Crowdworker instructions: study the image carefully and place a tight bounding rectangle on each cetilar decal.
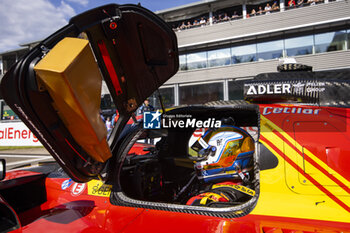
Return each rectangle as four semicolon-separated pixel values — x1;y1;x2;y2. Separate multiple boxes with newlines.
263;107;321;115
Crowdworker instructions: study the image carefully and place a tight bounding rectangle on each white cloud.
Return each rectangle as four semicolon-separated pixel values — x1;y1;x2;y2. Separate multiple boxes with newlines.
0;0;76;53
58;1;76;17
66;0;89;7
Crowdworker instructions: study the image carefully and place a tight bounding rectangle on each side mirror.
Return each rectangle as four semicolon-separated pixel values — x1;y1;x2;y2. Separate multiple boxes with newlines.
0;159;6;181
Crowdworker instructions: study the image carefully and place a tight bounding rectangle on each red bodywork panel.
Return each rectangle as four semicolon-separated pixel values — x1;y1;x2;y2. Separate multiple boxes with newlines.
2;104;350;232
8;174;350;233
3;172;347;233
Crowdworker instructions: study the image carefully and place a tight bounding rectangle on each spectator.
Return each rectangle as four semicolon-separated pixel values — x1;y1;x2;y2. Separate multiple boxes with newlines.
179;21;186;30
307;0;316;5
251;8;256;16
199;17;206;26
186;21;192;29
272;1;280;10
193;20;199;27
288;0;296;7
105;117;113;133
138;99;155;116
232;11;239;19
297;0;304;7
111;110;119;127
257;6;263;15
100;111;105;123
264;3;272;14
212;15;217;23
218;14;223;22
223;13;229;21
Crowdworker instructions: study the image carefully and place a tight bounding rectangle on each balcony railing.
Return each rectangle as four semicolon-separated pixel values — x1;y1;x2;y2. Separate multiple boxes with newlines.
172;0;337;32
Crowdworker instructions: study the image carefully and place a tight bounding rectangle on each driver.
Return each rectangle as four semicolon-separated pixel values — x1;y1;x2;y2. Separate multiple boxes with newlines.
186;125;255;207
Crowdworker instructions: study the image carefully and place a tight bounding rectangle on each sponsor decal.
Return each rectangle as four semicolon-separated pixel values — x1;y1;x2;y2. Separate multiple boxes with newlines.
87;180;112;197
71;183;86;196
244;81;325;96
0;127;38;142
212;184;256;196
262;107;321;115
61;179;73;190
0;121;40;146
305;82;326;93
293;82;305;94
143;110;161;129
246;83;291;95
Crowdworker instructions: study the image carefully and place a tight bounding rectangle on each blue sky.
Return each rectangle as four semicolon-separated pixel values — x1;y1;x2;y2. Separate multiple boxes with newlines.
0;0;198;53
50;0;198;13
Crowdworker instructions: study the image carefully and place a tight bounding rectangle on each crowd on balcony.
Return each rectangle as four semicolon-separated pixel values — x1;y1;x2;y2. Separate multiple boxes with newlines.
173;0;327;31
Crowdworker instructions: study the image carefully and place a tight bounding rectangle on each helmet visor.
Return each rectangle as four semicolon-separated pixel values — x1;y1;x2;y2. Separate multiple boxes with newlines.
189;137;212;161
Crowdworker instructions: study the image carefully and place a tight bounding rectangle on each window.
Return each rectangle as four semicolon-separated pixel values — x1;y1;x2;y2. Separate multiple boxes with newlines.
315;31;346;53
179;55;187;71
149;87;175;109
100;94;116;118
231;44;257;64
257;40;283;61
2;54;16;74
100;94;116;111
285;35;313;57
228;80;246;100
1;101;18;120
179;82;224;105
208;48;231;67
178;28;349;72
186;52;207;70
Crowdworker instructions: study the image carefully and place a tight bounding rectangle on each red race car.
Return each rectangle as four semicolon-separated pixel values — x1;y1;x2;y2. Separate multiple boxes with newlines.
1;3;350;233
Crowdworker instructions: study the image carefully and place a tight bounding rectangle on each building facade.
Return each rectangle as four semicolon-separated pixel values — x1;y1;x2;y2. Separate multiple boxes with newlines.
152;0;350;107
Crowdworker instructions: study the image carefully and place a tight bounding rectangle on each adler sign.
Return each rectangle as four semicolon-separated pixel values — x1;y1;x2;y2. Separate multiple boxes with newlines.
246;84;292;95
0;122;41;146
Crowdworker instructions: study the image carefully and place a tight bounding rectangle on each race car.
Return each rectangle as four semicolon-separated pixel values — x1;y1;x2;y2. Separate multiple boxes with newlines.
1;3;350;233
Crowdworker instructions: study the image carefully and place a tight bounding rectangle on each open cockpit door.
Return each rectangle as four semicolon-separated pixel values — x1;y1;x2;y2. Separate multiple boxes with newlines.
0;4;178;182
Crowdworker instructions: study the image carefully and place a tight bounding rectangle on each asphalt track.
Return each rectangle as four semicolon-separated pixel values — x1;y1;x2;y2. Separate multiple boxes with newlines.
0;148;54;170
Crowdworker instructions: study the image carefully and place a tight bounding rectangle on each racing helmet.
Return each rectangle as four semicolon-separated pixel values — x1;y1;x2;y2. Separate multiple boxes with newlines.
188;126;255;183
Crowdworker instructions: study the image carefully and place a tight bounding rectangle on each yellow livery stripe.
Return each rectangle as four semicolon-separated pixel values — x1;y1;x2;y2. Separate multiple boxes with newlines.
250;117;350;223
261;115;350;190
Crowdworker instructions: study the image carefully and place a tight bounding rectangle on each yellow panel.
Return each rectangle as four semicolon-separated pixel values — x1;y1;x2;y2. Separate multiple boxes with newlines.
250;116;350;224
34;37;112;163
87;179;112;197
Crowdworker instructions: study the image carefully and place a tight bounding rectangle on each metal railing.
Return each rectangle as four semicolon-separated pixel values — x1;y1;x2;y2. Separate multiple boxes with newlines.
173;0;336;32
